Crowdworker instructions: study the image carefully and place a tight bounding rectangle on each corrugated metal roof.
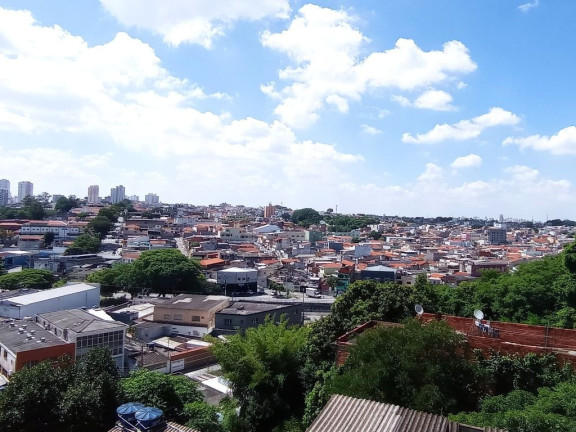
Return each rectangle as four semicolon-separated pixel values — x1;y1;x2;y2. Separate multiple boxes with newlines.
306;395;508;432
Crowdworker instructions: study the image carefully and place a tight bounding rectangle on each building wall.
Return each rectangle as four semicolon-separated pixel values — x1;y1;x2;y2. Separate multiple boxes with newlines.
215;304;303;333
14;343;76;372
217;269;258;285
359;270;396;282
153;301;229;331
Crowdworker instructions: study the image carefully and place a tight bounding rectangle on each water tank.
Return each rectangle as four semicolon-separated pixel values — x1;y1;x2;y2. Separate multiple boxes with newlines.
135;406;163;429
116;402;145;424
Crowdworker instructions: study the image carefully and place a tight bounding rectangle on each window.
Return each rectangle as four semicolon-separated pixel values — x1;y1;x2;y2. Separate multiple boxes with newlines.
192;316;201;322
163;314;171;320
173;314;182;321
252;317;259;324
224;319;233;325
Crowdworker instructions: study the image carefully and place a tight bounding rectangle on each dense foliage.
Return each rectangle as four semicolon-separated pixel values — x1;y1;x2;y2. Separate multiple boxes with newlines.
0;269;56;290
329;320;479;415
0;348;121;432
210;316;310;432
87;249;206;296
54;196;80;213
0;197;47;220
121;369;203;422
64;233;101;255
323;214;379;233
290;208;321;227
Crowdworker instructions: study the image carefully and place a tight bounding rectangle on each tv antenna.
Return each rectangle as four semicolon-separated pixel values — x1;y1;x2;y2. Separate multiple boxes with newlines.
473;309;484;320
415;304;424;315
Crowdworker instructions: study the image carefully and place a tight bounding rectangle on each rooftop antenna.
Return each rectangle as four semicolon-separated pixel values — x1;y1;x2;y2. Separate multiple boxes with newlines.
415;304;424;315
473;309;484;320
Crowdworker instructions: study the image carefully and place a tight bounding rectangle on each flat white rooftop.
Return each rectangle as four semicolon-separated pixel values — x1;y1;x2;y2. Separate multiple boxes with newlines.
4;283;99;306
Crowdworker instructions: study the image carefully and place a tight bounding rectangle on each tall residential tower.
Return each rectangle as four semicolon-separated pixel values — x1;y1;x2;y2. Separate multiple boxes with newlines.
17;181;33;202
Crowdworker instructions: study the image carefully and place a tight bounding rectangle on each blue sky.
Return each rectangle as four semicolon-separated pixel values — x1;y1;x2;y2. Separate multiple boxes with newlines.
0;0;575;220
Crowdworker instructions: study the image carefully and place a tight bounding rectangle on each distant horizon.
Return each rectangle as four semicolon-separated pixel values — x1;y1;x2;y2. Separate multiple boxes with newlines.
0;1;575;220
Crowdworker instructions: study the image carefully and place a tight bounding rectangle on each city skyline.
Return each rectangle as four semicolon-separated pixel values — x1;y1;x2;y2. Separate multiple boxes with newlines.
0;1;575;219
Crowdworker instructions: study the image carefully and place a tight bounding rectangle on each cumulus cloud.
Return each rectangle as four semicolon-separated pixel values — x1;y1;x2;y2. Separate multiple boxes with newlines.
418;163;444;182
503;126;576;155
100;0;290;48
0;6;362;202
402;107;520;144
451;154;482;168
261;4;476;128
392;90;456;111
518;0;539;13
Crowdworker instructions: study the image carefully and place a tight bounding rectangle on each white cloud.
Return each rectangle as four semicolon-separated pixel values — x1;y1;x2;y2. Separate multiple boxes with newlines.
0;6;363;202
393;90;456;111
451;154;482;168
361;124;382;135
261;4;476;128
418;163;444;182
402;107;520;144
392;95;411;107
414;90;456;111
503;126;576;155
519;0;539;13
100;0;290;48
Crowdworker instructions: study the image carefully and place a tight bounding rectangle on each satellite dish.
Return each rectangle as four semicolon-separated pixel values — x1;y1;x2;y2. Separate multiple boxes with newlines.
474;309;484;320
415;304;424;315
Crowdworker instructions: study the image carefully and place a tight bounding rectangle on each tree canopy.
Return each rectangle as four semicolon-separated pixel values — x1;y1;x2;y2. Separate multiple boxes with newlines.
0;348;121;432
0;269;56;290
121;369;203;422
86;249;206;296
64;233;101;255
210;317;310;432
290;208;321;227
328;319;479;415
54;195;80;212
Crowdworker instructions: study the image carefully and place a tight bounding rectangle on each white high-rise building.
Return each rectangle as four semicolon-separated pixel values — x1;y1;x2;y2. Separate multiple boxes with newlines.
88;185;99;204
144;193;159;206
110;185;125;204
18;181;33;202
0;179;9;207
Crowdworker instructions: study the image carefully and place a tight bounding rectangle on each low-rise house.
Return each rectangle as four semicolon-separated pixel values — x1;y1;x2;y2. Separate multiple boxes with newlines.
214;301;303;334
152;295;230;337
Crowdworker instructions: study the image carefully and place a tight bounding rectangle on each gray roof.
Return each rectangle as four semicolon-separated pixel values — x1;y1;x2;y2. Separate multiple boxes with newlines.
0;319;70;353
363;265;397;273
218;301;297;316
306;395;507;432
38;309;127;333
158;294;229;311
3;283;98;306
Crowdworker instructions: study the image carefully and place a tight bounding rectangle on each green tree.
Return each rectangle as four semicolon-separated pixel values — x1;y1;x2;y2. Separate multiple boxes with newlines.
0;269;56;290
87;216;114;239
328;319;480;415
86;263;133;295
43;231;55;247
183;401;223;432
0;261;6;276
98;207;119;223
21;196;45;219
564;241;576;274
210;317;310;432
64;233;101;255
55;196;80;212
130;249;205;296
121;369;203;422
290;208;321;227
0;348;121;432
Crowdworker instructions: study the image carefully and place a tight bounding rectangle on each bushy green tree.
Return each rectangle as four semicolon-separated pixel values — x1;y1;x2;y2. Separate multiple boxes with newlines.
64;233;101;255
87;216;114;239
290;208;321;227
183;401;223;432
210;317;310;432
0;269;56;290
0;348;121;432
328;319;480;415
121;369;203;422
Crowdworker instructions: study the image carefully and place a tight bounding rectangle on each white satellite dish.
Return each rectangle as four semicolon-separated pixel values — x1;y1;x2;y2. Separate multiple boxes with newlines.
415;304;424;315
474;309;484;320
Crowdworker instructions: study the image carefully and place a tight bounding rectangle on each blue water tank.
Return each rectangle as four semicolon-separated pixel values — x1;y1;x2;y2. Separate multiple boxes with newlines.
117;402;145;424
135;406;163;429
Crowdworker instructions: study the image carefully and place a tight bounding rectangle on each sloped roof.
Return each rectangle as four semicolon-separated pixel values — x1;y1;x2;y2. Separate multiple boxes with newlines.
307;395;507;432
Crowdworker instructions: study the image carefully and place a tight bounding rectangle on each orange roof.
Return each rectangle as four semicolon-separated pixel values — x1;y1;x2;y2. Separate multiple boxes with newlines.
199;258;225;266
320;263;342;269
